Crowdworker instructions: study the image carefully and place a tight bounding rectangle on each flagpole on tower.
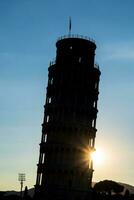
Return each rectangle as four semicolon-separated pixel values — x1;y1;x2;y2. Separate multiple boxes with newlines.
69;17;71;36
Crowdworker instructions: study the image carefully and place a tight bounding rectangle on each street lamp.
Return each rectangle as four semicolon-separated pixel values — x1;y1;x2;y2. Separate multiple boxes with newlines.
18;173;26;198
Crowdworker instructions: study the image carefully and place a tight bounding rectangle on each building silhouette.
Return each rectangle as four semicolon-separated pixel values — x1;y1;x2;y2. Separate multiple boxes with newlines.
35;35;101;200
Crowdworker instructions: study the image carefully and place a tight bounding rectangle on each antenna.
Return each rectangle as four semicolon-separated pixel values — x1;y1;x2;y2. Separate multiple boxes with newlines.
18;173;26;198
69;16;72;35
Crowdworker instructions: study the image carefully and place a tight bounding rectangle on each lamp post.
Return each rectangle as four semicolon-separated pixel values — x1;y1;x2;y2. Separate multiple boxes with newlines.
18;173;26;198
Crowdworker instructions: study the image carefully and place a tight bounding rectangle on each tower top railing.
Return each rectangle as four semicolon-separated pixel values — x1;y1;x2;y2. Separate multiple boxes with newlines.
49;58;56;66
57;34;96;44
94;63;100;70
49;59;100;70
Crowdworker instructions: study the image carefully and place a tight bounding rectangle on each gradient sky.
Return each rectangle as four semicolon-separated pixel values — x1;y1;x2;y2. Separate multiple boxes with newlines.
0;0;134;191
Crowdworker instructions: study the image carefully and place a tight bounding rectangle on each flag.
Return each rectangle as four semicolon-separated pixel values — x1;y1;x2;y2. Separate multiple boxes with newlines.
69;17;71;34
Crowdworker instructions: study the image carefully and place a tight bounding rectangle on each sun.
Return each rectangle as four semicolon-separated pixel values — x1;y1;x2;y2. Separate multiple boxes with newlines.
91;148;105;166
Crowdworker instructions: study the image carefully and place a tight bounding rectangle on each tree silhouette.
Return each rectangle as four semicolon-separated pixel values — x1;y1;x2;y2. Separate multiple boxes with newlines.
94;180;124;195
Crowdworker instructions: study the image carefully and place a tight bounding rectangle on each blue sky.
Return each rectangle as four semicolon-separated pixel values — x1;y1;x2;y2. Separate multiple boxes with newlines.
0;0;134;190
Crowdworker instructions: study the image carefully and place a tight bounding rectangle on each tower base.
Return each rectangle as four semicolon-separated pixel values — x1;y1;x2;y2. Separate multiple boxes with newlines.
34;185;90;200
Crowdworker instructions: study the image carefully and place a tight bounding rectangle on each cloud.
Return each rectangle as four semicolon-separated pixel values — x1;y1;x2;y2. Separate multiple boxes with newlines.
100;42;134;61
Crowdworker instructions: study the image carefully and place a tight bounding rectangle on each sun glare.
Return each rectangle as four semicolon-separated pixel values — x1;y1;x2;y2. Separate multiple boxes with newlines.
91;148;105;166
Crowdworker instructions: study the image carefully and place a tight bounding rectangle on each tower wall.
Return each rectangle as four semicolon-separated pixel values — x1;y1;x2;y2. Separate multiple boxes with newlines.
35;36;101;200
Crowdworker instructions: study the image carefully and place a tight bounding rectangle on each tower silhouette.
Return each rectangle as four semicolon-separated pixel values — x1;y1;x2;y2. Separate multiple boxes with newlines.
35;35;101;200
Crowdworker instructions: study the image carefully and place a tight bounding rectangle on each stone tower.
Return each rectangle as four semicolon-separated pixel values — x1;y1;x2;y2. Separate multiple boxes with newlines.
35;35;101;200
